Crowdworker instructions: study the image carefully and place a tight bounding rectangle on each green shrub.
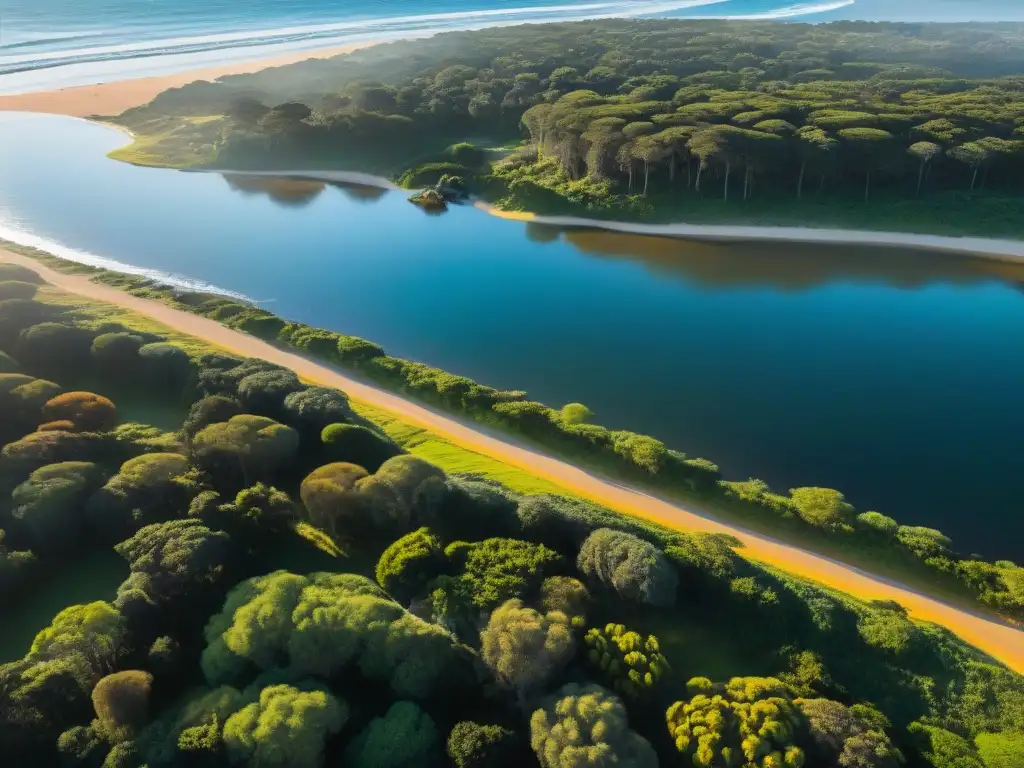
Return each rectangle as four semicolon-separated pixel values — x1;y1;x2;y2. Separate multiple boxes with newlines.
481;600;575;709
43;391;117;432
908;722;984;768
321;422;401;472
577;528;678;606
583;623;670;700
0;263;44;284
11;461;101;552
91;332;145;367
375;527;448;604
856;511;899;536
539;576;590;622
18;322;95;371
138;342;192;389
336;334;385;363
447;537;562;609
398;162;473;188
789;487;856;531
92;670;153;743
0;280;38;300
531;683;657;767
447;721;521;768
345;701;441;768
666;677;805;768
223;683;347;768
444;142;489;167
230;311;286;340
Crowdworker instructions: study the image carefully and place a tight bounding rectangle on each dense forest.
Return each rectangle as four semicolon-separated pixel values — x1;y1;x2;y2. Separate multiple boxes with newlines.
0;258;1022;768
111;20;1024;230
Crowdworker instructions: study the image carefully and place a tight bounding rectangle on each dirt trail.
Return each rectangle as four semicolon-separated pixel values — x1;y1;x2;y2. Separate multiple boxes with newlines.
2;248;1020;671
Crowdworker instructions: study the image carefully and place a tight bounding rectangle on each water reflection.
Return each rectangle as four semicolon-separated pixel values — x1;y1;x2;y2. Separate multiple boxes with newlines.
222;175;327;207
525;221;562;244
220;174;393;208
551;228;1024;290
336;182;387;204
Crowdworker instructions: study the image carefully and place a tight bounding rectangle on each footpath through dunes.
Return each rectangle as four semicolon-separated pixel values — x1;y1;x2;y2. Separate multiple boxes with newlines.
2;247;1021;672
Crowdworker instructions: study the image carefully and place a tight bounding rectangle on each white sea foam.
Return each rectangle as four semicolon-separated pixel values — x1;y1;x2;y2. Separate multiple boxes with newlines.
0;222;252;301
0;0;729;85
701;0;856;19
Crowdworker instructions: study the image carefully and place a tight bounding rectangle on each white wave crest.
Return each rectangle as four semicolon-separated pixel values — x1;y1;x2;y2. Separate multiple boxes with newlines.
0;222;252;301
0;0;729;78
710;0;856;19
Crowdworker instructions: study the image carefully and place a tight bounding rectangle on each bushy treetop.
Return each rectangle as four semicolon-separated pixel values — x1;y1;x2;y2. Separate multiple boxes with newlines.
577;528;678;606
530;683;658;768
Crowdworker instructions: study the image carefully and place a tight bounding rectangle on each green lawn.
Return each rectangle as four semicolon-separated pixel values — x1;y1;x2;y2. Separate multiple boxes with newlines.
351;401;567;496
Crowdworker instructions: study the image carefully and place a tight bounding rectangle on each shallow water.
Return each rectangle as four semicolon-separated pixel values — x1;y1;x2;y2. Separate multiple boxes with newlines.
1;111;1022;559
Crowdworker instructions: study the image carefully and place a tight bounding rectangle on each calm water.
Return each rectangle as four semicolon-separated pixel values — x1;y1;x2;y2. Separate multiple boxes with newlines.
3;0;1022;92
1;112;1023;560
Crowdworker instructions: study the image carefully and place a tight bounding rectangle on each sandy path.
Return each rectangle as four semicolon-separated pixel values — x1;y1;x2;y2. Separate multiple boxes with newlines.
476;202;1024;261
0;40;386;118
1;248;1020;670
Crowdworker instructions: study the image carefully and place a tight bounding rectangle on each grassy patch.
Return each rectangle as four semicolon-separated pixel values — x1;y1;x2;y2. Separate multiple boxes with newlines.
107;115;226;168
351;400;566;496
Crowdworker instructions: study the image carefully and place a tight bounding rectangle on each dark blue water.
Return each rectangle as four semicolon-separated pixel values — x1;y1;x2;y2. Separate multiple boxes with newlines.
1;112;1023;560
3;0;1022;93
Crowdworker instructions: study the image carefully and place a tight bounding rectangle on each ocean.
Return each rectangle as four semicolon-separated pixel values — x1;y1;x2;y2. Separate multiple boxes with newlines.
2;0;1022;94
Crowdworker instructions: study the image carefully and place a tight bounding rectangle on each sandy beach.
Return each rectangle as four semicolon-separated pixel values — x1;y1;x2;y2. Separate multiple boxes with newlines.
0;40;385;118
1;246;1020;670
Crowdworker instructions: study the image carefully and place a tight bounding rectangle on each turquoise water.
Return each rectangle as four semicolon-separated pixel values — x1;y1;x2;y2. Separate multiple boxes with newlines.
1;111;1023;560
3;0;1022;92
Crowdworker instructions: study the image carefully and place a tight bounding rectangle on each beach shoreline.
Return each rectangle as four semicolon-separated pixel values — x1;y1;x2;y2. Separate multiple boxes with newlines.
473;201;1024;260
186;168;1024;259
184;165;1024;259
186;165;1024;259
0;38;392;118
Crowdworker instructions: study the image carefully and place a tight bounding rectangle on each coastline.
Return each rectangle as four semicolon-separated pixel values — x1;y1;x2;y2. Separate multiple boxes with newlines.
180;164;1024;260
474;201;1024;261
1;244;1021;671
0;39;388;118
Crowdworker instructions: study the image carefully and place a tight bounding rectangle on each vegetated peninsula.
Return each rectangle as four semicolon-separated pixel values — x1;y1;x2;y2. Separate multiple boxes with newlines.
105;20;1024;237
0;252;1022;768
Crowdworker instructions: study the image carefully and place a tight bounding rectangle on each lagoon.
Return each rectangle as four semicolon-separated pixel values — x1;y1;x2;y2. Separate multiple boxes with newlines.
1;111;1022;559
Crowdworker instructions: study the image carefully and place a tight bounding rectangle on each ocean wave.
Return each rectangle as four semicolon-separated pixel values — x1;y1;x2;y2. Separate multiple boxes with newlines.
709;0;855;19
0;223;253;301
0;32;112;52
0;0;728;77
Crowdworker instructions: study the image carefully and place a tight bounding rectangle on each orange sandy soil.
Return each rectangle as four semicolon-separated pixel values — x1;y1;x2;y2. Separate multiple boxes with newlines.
1;247;1021;671
0;41;381;118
